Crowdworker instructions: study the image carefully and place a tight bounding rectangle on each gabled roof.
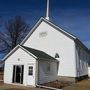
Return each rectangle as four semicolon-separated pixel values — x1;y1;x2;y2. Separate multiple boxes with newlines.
20;17;89;54
22;46;57;61
20;17;76;45
2;45;57;62
2;45;37;61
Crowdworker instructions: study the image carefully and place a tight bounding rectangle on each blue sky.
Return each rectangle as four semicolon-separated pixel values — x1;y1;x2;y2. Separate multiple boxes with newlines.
0;0;90;50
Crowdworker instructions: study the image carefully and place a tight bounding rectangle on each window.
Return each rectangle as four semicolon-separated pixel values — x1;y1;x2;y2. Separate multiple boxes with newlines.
28;66;33;75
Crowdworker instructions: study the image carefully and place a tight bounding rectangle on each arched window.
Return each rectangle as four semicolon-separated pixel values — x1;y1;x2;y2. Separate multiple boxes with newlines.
55;53;60;58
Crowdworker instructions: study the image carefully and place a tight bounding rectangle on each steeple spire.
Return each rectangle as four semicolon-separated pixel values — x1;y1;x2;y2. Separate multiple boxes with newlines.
45;0;50;20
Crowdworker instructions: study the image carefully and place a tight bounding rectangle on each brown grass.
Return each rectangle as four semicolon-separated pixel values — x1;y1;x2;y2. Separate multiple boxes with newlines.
63;79;90;90
42;80;73;89
0;88;26;90
0;83;48;90
0;80;90;90
1;73;90;90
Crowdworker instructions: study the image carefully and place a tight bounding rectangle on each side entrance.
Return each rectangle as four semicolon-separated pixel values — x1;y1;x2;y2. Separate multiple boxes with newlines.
12;64;35;86
27;64;35;86
12;65;24;84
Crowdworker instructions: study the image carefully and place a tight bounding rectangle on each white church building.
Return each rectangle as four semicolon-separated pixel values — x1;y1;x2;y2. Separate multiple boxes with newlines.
3;0;90;87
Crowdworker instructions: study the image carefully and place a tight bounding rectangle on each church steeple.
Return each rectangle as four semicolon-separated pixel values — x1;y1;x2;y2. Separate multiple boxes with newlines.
45;0;50;20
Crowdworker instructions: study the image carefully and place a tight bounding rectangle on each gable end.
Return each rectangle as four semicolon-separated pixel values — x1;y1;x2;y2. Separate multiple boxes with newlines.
2;45;37;61
20;17;76;45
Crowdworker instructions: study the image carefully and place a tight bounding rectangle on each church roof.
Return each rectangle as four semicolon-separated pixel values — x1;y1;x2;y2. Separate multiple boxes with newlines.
21;17;76;45
20;17;89;54
2;45;57;62
22;46;57;61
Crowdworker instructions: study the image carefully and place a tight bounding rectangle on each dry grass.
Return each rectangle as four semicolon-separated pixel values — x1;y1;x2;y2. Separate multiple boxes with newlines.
0;73;47;90
42;80;73;89
42;79;90;90
0;88;25;90
1;72;90;90
0;83;48;90
63;79;90;90
0;80;90;90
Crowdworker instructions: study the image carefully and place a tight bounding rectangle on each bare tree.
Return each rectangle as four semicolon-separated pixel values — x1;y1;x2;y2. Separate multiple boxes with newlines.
0;16;30;54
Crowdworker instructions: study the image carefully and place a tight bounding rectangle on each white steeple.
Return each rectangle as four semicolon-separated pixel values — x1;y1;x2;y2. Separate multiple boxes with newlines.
45;0;50;20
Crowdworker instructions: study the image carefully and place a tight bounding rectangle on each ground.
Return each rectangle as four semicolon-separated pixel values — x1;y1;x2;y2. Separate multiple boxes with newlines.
0;72;48;90
63;79;90;90
42;80;73;89
0;82;48;90
1;72;90;90
0;80;90;90
1;80;90;90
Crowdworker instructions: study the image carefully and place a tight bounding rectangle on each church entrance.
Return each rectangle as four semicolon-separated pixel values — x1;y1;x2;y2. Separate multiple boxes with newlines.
12;65;24;84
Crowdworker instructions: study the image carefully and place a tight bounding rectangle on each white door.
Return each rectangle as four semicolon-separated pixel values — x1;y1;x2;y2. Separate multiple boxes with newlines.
27;64;35;86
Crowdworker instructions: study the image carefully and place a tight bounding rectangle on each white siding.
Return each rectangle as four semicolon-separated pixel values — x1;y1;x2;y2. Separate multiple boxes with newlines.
38;60;58;84
88;67;90;77
23;21;76;77
4;48;36;86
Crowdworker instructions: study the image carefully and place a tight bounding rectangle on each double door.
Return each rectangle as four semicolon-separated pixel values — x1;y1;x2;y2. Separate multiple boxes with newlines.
12;65;24;84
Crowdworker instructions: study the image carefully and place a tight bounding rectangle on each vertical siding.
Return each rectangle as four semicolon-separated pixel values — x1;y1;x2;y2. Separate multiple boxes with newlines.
38;60;58;84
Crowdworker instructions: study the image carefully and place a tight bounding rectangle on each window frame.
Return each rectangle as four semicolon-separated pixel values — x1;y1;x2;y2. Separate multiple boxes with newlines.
28;66;33;76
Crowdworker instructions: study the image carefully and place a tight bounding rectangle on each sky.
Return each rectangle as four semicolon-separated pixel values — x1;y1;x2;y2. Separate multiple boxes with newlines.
0;0;90;52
